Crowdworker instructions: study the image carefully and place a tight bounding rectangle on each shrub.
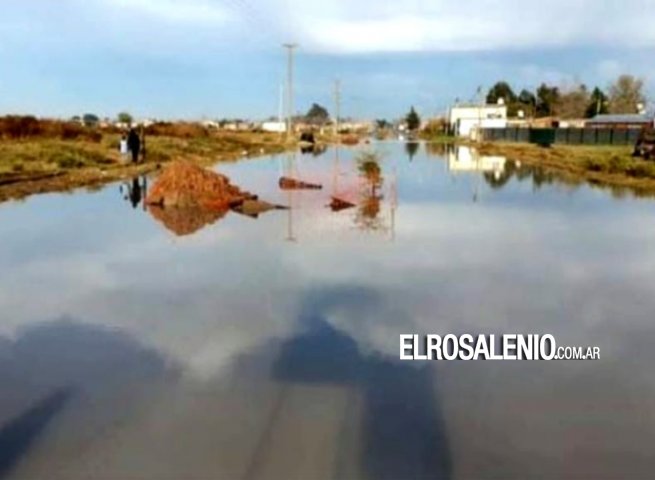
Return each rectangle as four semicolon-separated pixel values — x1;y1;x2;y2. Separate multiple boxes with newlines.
145;122;209;138
0;116;102;142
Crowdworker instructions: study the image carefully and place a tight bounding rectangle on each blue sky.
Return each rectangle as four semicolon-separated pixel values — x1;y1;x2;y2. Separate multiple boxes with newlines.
0;0;653;120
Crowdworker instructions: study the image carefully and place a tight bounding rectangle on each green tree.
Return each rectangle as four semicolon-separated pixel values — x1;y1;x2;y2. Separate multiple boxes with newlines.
608;75;646;114
486;81;517;106
517;89;537;117
305;103;330;125
585;87;609;118
82;113;99;127
536;84;560;117
405;106;421;131
117;112;133;125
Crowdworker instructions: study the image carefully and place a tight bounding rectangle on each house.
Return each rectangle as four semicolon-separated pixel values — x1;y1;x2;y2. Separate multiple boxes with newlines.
448;104;508;138
261;121;286;133
586;114;654;129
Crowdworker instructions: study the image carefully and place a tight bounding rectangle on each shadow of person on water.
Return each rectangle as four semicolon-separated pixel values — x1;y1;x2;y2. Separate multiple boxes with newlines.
272;287;452;480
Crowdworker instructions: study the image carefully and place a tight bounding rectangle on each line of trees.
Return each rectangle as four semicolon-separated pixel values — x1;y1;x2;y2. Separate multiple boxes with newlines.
485;74;647;119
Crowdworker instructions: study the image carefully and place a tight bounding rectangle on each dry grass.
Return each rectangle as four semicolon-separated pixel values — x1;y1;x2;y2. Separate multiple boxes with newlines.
0;131;289;203
478;142;655;195
0;116;104;141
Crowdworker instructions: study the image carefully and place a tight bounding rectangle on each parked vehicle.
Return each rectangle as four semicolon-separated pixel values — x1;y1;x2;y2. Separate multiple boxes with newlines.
633;126;655;160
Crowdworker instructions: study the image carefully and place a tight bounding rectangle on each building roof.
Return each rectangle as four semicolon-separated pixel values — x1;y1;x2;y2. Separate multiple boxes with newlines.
587;114;652;124
451;103;506;110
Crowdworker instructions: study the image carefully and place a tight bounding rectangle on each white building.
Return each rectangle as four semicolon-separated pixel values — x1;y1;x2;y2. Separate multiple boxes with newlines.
449;104;508;138
261;121;286;133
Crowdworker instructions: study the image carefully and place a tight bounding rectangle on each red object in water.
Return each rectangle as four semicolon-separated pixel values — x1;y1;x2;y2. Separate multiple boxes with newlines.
279;176;323;190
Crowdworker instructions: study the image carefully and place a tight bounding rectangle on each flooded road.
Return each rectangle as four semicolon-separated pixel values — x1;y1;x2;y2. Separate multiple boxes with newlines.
1;142;655;479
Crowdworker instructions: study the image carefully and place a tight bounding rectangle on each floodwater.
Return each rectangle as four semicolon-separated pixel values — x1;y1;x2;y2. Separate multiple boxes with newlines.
1;142;655;479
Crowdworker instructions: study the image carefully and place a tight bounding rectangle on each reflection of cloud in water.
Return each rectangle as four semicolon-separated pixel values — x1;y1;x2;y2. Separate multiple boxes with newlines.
2;144;655;477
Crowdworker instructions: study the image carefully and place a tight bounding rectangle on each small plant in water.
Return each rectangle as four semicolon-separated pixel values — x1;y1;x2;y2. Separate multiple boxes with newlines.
357;151;383;193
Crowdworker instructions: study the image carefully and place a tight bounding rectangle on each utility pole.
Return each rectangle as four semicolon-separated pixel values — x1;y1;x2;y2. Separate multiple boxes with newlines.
282;43;298;138
333;79;341;141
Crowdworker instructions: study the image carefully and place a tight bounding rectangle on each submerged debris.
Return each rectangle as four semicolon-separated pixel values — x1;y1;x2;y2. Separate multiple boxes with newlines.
341;134;359;146
329;196;356;212
232;199;289;218
279;176;323;190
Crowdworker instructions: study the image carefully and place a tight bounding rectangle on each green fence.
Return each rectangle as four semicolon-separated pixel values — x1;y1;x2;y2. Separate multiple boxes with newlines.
482;128;641;146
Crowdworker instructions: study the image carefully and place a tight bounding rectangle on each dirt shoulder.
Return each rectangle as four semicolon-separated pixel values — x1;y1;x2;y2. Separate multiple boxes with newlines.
0;132;290;203
477;142;655;196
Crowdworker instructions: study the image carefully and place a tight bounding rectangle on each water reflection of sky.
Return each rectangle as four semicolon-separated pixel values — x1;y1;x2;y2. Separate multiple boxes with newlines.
1;143;655;479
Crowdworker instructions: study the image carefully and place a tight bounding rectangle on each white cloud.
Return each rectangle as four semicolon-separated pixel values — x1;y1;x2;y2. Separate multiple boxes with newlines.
269;0;655;53
5;0;655;55
100;0;230;24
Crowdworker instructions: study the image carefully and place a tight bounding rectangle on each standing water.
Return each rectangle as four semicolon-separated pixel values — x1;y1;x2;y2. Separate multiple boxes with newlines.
1;142;654;479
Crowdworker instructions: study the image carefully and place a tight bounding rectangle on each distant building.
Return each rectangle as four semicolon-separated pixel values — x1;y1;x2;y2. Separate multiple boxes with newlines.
262;121;286;133
449;104;508;138
586;114;654;129
222;121;251;131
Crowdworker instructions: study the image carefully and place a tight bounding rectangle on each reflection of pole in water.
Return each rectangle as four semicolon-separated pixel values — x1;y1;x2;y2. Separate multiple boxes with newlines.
285;152;297;242
331;143;341;197
142;176;148;211
286;189;297;243
473;152;480;203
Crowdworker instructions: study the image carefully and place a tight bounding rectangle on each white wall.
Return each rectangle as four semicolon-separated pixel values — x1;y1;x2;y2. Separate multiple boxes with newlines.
449;105;508;137
262;121;286;133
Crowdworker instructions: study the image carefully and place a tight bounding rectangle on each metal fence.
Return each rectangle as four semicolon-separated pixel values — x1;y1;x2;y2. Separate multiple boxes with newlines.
481;127;641;146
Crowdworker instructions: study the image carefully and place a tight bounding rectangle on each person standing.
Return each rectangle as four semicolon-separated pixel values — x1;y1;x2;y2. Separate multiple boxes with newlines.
119;134;128;161
127;128;141;164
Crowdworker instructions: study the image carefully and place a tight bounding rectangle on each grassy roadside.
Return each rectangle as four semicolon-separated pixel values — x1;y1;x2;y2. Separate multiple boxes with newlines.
476;142;655;195
0;132;290;203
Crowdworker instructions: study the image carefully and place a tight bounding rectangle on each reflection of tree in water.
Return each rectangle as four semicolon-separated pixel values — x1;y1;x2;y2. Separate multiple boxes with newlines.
481;159;587;192
356;153;386;232
405;141;420;161
300;144;328;157
425;142;448;157
355;193;386;233
482;159;518;189
480;158;655;201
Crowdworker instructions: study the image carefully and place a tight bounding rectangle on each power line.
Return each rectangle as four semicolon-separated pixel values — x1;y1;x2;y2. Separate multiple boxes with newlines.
219;0;278;44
